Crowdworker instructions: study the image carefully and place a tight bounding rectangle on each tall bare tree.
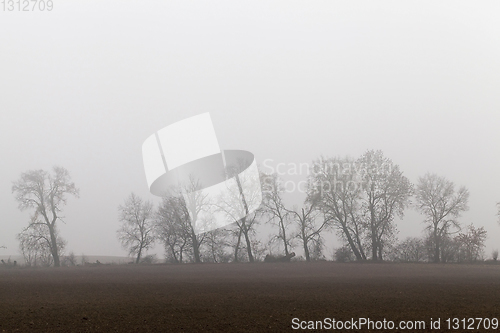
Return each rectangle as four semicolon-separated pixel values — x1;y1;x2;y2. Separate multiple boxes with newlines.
235;211;261;262
310;156;367;261
156;176;212;263
215;162;262;263
261;172;294;256
357;150;413;261
287;194;328;262
179;177;211;263
415;173;469;263
12;166;79;267
117;193;155;264
155;195;192;263
218;207;260;263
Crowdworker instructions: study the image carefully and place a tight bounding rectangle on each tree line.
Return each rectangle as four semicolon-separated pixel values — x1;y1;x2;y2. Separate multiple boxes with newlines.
10;150;497;267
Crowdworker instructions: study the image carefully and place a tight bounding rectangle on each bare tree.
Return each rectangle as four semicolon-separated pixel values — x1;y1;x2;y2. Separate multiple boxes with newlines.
429;233;458;263
200;228;231;263
229;225;244;262
455;224;487;262
311;152;412;261
415;173;469;263
215;161;262;263
156;176;212;264
183;178;211;263
12;166;79;267
311;156;367;261
238;213;260;262
431;227;486;264
17;222;66;266
62;252;78;266
287;196;328;262
155;195;192;263
117;193;155;264
222;210;260;263
357;150;413;261
261;172;294;257
391;237;426;262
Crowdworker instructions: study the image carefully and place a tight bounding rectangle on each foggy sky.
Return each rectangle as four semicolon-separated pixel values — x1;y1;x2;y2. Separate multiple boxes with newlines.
1;1;500;258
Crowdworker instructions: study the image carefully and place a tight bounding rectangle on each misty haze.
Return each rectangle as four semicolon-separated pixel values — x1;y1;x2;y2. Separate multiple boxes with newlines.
1;1;500;332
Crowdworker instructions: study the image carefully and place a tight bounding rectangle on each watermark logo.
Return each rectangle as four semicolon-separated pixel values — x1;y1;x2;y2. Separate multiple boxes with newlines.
261;158;393;195
142;113;262;234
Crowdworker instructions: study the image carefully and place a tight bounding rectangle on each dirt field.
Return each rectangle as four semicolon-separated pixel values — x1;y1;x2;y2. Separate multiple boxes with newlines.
1;262;500;332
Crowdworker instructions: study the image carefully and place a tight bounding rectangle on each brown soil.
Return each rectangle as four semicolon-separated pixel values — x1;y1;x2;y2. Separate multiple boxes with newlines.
1;262;500;332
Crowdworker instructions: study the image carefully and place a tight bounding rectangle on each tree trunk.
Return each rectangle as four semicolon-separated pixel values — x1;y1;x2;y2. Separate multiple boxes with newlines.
280;220;289;256
433;226;440;263
210;237;217;263
234;176;254;263
369;194;379;261
243;231;254;263
234;228;242;262
135;246;142;264
169;244;179;263
371;234;378;261
434;243;440;263
47;224;60;267
303;237;310;262
191;232;201;263
353;228;367;260
241;218;254;263
342;225;363;261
